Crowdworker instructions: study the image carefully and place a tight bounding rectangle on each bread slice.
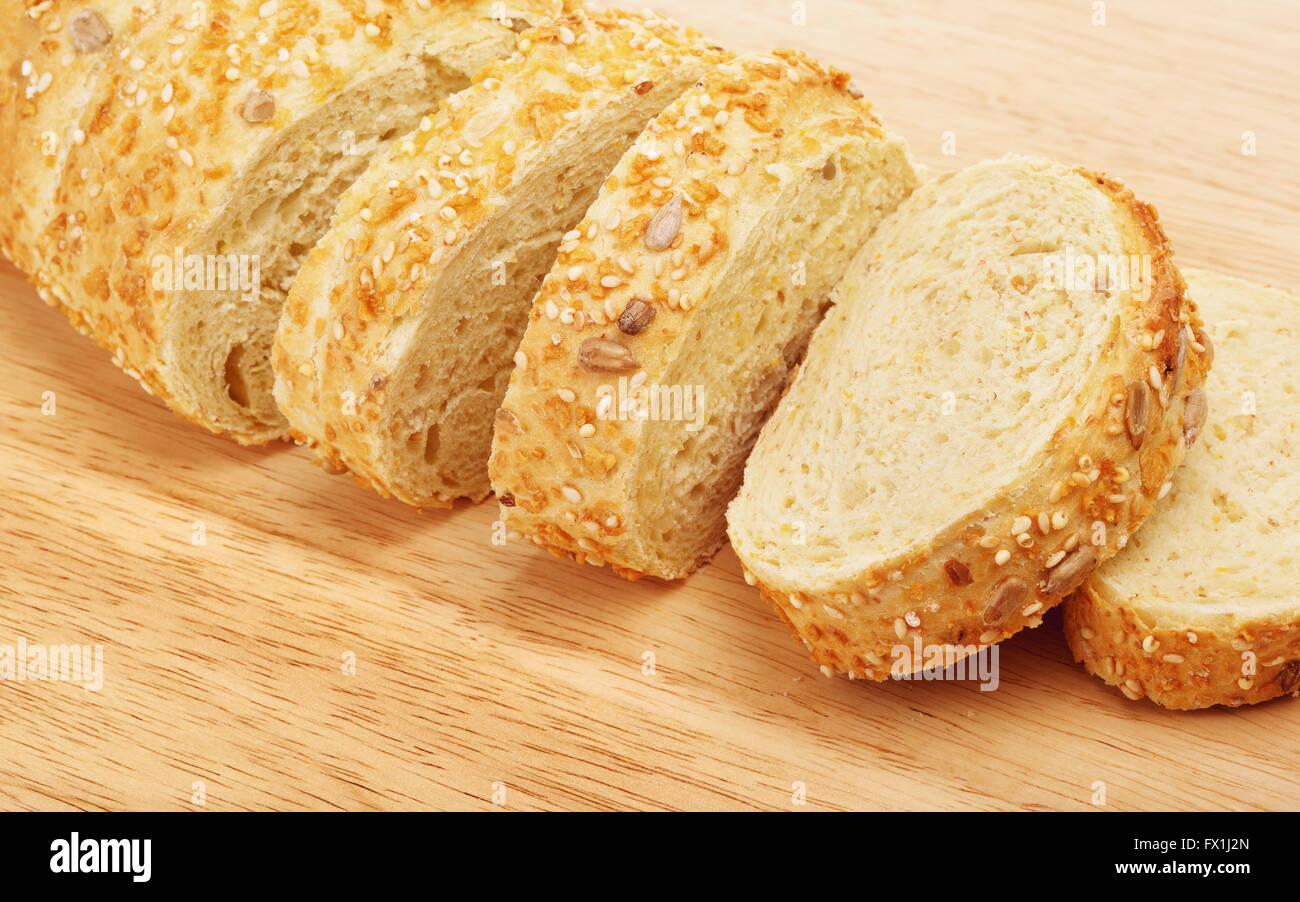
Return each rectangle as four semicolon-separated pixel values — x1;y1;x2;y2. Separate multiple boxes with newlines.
489;51;919;579
0;2;134;279
273;7;730;506
727;156;1210;679
3;0;560;444
1064;269;1298;709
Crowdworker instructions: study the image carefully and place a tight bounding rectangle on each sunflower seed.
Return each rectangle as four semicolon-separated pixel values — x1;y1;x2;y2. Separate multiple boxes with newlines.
943;559;973;586
1193;324;1214;367
494;407;521;435
983;576;1028;624
644;192;683;251
240;89;276;123
68;10;112;53
578;337;639;373
1278;660;1300;693
617;299;656;335
1183;386;1207;447
1044;545;1097;596
1124;380;1148;450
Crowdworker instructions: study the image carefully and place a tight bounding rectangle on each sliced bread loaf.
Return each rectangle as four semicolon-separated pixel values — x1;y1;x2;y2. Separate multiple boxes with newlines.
1064;269;1299;709
273;6;730;506
727;156;1209;679
2;0;560;444
489;51;919;579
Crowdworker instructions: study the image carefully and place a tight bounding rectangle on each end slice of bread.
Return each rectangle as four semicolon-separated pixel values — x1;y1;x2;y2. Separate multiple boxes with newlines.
727;156;1209;679
273;7;730;505
489;51;919;579
1064;269;1299;709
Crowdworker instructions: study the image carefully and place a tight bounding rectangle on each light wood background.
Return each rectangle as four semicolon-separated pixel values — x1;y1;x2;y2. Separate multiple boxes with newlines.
1;0;1297;811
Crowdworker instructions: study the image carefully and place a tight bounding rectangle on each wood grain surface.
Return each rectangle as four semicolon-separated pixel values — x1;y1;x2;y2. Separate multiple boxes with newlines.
2;0;1297;811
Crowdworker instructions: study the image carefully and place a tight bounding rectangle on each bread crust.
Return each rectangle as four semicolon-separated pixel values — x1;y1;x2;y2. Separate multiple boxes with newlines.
735;160;1210;681
489;50;916;580
2;0;556;444
273;4;729;506
1064;583;1300;709
1063;269;1300;709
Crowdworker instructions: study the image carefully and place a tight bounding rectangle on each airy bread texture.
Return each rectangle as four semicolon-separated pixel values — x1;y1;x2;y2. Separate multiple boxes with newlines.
490;51;919;580
273;6;729;506
1;0;559;444
727;156;1209;679
1064;269;1299;709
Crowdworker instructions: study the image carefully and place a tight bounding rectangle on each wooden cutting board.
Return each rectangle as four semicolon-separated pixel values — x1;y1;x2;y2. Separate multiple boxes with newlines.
2;0;1297;811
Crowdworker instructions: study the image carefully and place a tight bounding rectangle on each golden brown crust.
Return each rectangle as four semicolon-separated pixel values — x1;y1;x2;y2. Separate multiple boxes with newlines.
273;4;728;505
1064;584;1300;709
490;50;914;580
4;0;558;444
741;161;1210;681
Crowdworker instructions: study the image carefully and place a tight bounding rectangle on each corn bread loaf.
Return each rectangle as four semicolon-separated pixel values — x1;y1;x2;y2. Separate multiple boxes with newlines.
727;156;1210;679
1064;269;1298;709
0;0;560;443
490;51;919;579
273;5;729;505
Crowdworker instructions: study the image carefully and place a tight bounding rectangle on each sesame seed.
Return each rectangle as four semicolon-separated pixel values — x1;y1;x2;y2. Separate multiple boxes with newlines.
978;630;999;645
1044;550;1066;568
1162;654;1185;664
714;110;729;127
994;549;1011;566
1037;512;1050;535
788;593;805;609
893;618;907;639
819;665;834;678
1142;635;1158;653
558;25;575;45
1015;532;1033;548
904;610;920;628
544;299;559;320
130;56;146;71
1021;601;1043;616
599;275;622;289
1050;511;1068;530
225;67;240;81
1157;481;1172;500
579;423;596;438
977;535;999;549
1011;515;1032;535
1148;364;1162;390
178;149;194;166
440;206;457;221
458;149;473;166
557;388;575;403
567;266;583;282
290;59;309;79
364;22;381;38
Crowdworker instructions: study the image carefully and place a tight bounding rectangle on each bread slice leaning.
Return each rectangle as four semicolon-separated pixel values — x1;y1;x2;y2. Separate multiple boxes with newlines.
489;51;919;579
1064;269;1299;709
273;7;730;506
4;0;560;444
727;156;1210;679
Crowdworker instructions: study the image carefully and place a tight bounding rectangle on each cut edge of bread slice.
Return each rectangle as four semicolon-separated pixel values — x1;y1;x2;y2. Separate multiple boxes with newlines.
273;6;731;504
1064;268;1300;709
726;155;1209;679
489;50;919;579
